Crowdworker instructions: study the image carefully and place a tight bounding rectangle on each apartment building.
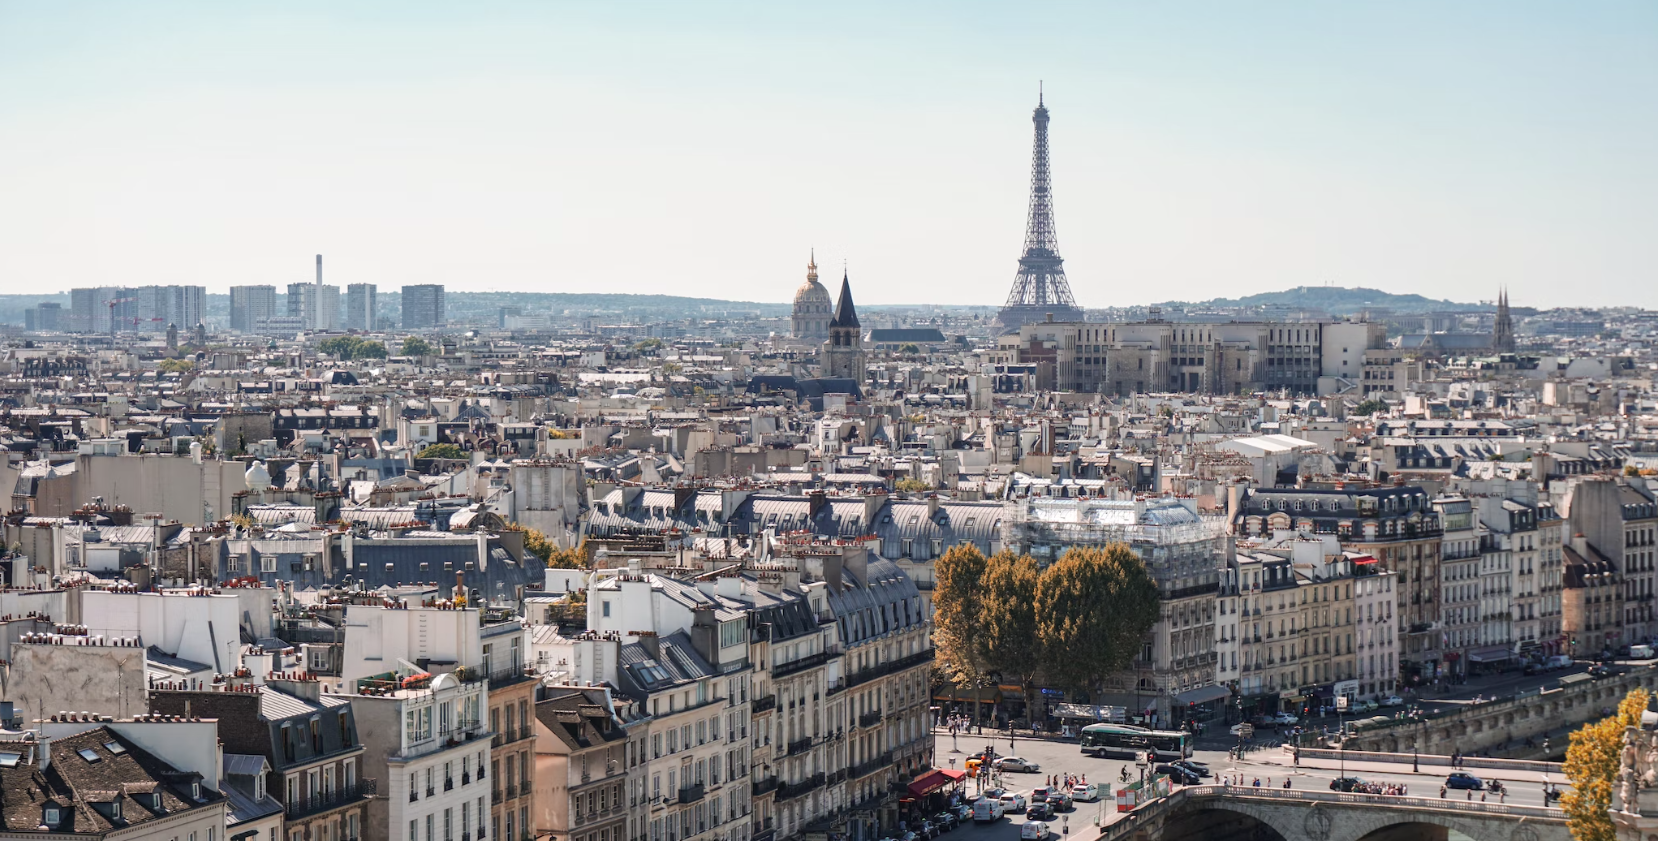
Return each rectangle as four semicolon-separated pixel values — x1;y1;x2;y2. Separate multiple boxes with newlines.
1434;496;1482;678
1234;485;1443;686
586;572;754;841
347;284;379;331
151;676;372;841
347;672;492;841
1353;565;1399;698
532;685;636;841
1566;476;1658;647
231;285;280;332
404;285;447;330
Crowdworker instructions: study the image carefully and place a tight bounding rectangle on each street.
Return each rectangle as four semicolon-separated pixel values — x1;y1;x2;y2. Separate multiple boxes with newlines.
926;725;1566;841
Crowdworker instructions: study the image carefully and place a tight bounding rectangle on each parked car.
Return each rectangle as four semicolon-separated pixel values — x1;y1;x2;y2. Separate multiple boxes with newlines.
898;832;919;841
1031;786;1051;803
1020;821;1051;841
1026;802;1054;822
1272;712;1299;725
1446;773;1484;791
934;811;959;831
1329;777;1369;792
1071;782;1101;802
997;756;1040;773
1356;699;1379;712
1229;723;1250;736
1172;760;1211;778
953;804;974;823
1000;794;1028;814
1381;695;1405;707
1156;764;1200;785
922;821;942;840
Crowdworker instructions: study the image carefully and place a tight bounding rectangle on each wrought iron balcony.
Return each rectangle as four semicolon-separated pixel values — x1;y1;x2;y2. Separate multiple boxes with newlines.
286;779;377;819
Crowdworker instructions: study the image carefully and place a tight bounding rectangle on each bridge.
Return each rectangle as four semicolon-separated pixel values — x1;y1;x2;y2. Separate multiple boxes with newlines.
1099;785;1569;841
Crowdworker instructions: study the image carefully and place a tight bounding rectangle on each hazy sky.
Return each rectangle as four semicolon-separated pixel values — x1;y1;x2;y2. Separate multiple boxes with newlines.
2;2;1655;308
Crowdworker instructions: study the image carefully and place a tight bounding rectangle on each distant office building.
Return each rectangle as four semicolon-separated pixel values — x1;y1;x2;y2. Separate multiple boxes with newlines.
24;302;62;332
66;285;201;333
345;283;378;331
288;282;340;330
402;284;446;330
229;285;278;332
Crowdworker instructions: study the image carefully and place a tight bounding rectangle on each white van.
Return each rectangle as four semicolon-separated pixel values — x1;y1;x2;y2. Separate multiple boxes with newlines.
1545;654;1573;670
1631;644;1654;660
973;798;1006;823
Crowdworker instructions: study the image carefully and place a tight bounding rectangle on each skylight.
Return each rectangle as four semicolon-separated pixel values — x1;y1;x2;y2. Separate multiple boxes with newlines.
78;748;101;763
0;752;20;767
104;741;127;755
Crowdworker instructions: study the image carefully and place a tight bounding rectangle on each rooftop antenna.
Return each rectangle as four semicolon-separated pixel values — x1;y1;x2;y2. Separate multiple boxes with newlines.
1039;80;1044;107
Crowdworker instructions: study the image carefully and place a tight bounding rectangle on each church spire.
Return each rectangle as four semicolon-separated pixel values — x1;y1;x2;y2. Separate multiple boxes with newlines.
807;249;818;282
831;270;860;329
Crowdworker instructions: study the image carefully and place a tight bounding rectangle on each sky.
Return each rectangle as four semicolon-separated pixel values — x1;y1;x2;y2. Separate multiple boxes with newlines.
1;2;1655;308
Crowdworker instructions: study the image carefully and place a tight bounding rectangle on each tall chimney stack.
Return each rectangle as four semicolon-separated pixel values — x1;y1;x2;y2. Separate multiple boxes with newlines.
316;254;323;286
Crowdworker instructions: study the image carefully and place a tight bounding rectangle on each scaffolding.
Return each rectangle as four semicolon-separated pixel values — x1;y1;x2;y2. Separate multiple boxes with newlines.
1001;497;1225;578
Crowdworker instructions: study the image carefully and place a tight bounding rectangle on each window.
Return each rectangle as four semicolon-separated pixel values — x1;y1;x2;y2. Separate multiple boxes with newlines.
44;807;60;824
77;748;101;763
602;600;612;618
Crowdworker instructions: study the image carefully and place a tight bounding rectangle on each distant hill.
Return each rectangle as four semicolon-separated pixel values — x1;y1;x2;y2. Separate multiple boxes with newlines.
1159;286;1484;315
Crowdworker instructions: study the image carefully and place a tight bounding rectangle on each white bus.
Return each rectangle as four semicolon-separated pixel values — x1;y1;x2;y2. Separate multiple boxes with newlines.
1078;723;1193;761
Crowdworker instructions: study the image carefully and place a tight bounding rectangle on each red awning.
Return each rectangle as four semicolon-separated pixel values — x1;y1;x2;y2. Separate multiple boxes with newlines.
909;770;951;798
940;769;967;781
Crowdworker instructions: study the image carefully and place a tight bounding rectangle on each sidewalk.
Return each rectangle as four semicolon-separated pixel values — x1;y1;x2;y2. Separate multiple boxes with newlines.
1236;749;1566;785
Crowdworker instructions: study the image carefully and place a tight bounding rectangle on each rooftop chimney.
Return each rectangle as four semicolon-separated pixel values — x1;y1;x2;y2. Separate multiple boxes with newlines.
316;254;323;286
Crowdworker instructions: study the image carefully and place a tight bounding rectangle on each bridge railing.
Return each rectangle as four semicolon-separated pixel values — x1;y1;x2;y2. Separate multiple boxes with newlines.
1295;747;1564;775
1179;784;1563;818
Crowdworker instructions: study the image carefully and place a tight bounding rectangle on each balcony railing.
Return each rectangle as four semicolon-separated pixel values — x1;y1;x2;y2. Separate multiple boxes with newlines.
751;695;777;714
752;776;778;797
286;779;377;819
772;650;833;678
850;753;892;779
787;737;813;756
519;781;532;798
776;773;826;801
845;650;934;690
858;710;883;728
678;783;706;804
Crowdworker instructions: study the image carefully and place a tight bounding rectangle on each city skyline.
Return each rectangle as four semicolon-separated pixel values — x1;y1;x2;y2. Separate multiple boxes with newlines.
2;2;1654;308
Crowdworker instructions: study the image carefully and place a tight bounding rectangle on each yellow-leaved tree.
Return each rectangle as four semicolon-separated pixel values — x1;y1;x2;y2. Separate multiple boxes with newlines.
1564;686;1651;841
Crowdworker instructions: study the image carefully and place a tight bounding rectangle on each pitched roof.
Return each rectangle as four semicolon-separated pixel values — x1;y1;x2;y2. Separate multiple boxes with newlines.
829;274;859;329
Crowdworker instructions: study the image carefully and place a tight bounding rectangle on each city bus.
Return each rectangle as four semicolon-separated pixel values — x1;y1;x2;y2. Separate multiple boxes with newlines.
1078;723;1193;761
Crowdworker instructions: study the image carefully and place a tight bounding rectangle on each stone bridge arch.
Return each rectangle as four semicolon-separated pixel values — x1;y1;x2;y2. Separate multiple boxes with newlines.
1162;791;1568;841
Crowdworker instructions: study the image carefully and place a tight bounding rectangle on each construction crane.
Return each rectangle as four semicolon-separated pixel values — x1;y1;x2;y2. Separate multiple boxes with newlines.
103;297;134;337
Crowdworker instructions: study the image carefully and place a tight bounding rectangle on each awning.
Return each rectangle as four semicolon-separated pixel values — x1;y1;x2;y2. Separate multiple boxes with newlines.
1050;703;1125;722
909;770;951;798
1174;684;1232;705
933;687;1003;703
940;769;967;781
1468;645;1514;663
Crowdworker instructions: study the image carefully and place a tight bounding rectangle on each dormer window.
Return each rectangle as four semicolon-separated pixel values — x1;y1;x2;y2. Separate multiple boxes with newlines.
43;807;60;825
192;781;202;800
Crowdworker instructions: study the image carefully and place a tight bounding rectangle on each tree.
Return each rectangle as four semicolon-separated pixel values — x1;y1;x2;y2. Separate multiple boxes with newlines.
933;543;991;722
318;336;388;361
898;343;921;355
401;336;436;356
1625;464;1641;478
1351;399;1388;416
520;527;586;569
1564;687;1651;841
417;443;465;460
894;477;931;494
157;358;194;374
1034;544;1160;696
979;552;1041;721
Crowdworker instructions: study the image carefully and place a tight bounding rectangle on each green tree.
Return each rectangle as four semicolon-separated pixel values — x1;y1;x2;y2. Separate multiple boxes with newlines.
979;552;1042;720
318;336;388;360
417;443;465;460
520;528;586;569
157;358;194;374
633;337;664;353
1351;399;1388;416
401;336;437;356
894;477;931;494
1034;544;1160;696
1625;464;1641;478
1564;687;1651;841
933;543;992;722
898;343;921;355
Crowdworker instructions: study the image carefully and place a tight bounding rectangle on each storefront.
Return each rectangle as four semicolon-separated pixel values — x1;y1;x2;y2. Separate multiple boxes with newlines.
932;686;1004;724
1467;645;1515;674
905;770;966;825
1172;684;1231;727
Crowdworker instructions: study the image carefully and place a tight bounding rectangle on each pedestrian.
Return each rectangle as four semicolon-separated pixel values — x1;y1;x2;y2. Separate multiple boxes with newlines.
1440;786;1447;799
1467;790;1473;801
1481;792;1487;802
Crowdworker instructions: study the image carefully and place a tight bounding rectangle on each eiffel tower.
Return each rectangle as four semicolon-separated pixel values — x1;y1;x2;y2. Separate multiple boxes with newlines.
998;87;1085;329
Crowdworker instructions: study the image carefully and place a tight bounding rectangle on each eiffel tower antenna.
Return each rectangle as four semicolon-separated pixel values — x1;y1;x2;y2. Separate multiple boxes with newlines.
998;86;1084;329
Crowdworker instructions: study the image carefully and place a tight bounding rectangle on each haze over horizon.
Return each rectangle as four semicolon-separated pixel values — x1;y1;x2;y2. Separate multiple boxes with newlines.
2;2;1654;309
